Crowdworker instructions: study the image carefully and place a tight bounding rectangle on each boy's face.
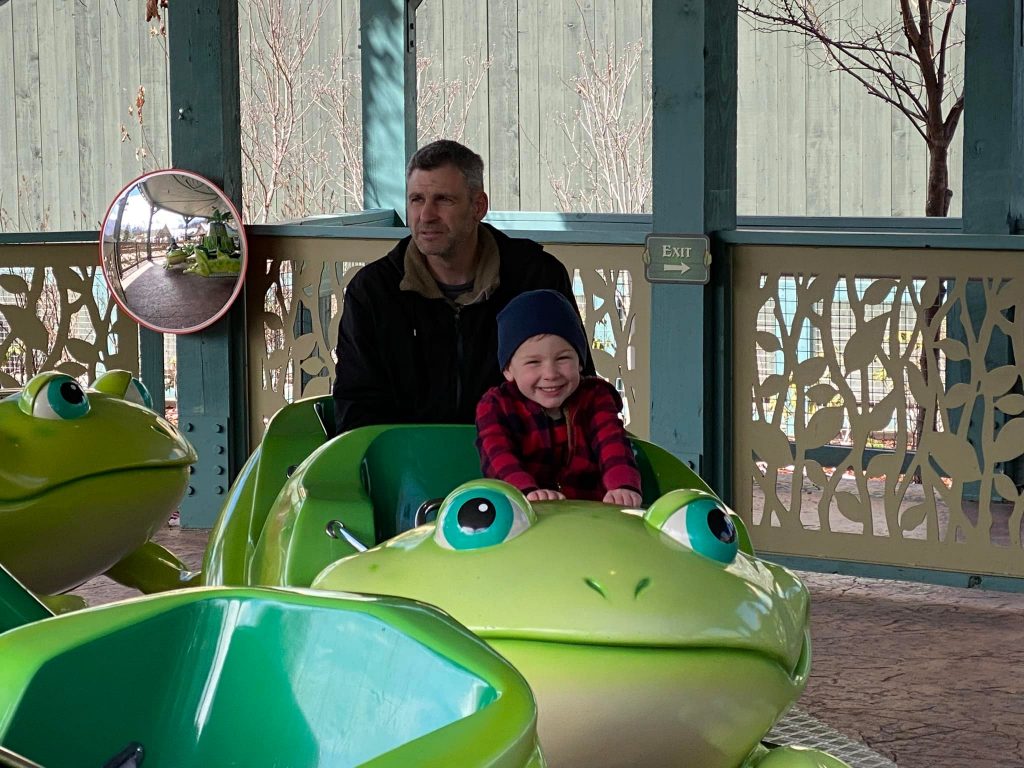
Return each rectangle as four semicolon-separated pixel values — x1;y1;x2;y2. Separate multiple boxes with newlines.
503;334;582;414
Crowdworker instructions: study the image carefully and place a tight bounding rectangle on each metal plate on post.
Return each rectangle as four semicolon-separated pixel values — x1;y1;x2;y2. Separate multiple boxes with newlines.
644;234;711;284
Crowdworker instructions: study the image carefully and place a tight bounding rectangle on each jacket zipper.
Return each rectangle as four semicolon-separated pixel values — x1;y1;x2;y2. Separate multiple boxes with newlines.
453;305;463;413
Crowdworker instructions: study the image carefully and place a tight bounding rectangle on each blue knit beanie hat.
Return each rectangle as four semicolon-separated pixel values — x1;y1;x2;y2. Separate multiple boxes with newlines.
497;289;588;370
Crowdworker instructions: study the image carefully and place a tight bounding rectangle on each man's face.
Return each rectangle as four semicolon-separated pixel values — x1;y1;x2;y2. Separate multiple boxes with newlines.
407;164;488;263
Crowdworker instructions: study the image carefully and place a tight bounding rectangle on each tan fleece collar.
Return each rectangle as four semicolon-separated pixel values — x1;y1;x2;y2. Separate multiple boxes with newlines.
400;225;501;305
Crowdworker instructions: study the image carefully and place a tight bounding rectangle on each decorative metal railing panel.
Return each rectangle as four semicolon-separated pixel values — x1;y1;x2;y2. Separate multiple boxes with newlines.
734;245;1024;577
0;243;139;388
246;236;650;445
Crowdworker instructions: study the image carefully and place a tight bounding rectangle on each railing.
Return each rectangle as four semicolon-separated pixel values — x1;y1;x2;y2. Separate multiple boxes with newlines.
731;241;1024;580
7;227;1023;586
245;229;651;447
0;241;139;388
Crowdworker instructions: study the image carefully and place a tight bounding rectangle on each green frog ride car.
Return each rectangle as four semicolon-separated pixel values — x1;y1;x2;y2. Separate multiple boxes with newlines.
202;401;850;768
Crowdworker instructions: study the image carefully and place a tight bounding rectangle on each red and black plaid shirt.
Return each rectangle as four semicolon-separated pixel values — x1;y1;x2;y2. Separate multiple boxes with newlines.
475;377;642;501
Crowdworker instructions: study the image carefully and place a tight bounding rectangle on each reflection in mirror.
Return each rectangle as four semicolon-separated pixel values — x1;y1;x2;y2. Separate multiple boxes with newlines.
100;170;247;334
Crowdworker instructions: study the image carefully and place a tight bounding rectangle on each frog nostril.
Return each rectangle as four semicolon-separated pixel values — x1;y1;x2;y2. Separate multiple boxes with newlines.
584;577;606;598
634;577;651;599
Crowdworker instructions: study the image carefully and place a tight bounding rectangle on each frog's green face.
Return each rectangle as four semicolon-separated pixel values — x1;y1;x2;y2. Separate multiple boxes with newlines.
0;371;197;594
314;479;812;768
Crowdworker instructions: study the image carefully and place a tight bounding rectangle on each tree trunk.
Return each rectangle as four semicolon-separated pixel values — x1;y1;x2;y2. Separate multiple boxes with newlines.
925;140;952;217
914;138;951;480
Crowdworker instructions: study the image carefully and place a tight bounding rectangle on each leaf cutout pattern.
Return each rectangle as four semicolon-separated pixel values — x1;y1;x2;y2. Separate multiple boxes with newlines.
756;331;781;353
934;337;969;362
247;249;651;445
806;383;839;407
992;473;1020;503
742;264;1024;578
861;278;898;305
835;491;867;524
926;432;981;482
0;274;29;295
899;504;929;533
804;406;845;448
981;365;1020;398
942;382;975;411
994;394;1024;416
751;420;795;466
843;315;887;372
992;419;1024;464
759;373;789;398
0;255;137;394
793;356;827;386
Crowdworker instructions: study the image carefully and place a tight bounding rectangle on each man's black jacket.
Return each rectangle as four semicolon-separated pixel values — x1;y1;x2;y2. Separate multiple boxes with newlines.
332;224;593;433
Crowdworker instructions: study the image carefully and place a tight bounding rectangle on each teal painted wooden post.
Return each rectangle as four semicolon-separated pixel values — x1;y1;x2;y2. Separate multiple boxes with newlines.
361;0;420;217
649;0;737;499
952;1;1024;491
139;327;165;416
963;1;1024;234
168;0;248;527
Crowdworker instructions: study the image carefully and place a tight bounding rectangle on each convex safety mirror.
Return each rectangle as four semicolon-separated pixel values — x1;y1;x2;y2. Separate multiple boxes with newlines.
100;170;247;333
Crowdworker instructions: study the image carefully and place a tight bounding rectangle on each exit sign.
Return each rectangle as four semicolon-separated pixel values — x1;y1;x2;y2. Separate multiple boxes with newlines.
644;234;711;284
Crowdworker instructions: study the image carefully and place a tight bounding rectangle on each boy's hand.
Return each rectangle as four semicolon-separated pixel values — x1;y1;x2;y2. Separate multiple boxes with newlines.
527;489;566;501
604;488;643;507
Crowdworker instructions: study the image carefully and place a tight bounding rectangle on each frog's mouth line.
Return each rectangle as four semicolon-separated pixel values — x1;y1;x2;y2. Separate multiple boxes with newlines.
1;463;193;506
478;627;812;685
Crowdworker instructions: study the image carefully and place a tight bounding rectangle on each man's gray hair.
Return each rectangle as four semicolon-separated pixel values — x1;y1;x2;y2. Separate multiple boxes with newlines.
407;140;485;193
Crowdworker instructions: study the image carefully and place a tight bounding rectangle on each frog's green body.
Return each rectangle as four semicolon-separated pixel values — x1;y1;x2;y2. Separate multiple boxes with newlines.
314;481;846;768
0;371;198;603
202;401;850;768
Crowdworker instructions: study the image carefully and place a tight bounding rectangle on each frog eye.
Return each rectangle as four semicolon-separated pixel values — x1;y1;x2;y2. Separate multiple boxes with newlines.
19;373;91;420
126;377;154;410
92;370;154;411
644;490;740;564
434;481;535;551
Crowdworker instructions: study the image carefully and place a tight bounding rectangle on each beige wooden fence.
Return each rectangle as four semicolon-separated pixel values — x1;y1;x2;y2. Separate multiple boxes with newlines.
733;244;1024;578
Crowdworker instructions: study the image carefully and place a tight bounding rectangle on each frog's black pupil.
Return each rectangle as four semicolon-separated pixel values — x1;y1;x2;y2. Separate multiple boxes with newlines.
707;508;736;544
458;498;496;531
60;381;85;404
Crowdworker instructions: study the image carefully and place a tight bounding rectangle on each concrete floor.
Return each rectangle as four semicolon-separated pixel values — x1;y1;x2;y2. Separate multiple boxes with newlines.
69;524;1024;768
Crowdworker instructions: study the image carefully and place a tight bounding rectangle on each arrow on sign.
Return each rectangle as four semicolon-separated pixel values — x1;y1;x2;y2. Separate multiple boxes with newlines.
663;263;691;273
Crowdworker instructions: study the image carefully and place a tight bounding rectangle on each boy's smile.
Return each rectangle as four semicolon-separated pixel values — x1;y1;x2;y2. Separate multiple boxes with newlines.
503;334;583;416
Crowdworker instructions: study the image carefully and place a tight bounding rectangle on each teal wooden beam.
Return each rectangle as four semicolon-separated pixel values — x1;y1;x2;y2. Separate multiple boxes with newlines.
962;0;1024;234
361;0;420;217
139;328;165;416
649;0;737;501
952;1;1024;494
168;0;248;527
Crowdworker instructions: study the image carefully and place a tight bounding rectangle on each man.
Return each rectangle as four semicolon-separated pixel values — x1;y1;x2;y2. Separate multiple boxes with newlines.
332;139;592;433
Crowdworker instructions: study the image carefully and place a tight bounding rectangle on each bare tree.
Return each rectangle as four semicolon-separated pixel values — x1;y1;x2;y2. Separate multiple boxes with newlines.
240;0;339;223
314;48;493;212
740;0;965;217
549;4;652;214
417;51;493;146
741;0;967;479
311;50;364;211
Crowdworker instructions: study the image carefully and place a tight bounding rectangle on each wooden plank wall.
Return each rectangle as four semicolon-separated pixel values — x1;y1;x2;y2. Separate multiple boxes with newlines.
736;0;964;217
1;0;964;229
0;0;169;232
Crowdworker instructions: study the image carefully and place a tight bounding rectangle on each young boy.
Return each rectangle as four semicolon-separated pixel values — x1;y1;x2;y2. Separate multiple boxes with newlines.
475;289;643;505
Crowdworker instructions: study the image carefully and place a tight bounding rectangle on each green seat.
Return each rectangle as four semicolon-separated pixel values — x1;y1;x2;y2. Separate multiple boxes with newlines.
0;588;542;768
361;426;484;542
208;396;711;589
